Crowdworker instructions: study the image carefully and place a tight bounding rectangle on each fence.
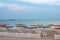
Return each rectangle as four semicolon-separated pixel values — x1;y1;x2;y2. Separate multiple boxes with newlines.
0;32;40;38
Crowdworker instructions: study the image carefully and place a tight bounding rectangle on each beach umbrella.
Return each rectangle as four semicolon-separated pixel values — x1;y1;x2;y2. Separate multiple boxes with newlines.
16;24;27;28
31;24;41;26
30;24;43;29
0;24;9;27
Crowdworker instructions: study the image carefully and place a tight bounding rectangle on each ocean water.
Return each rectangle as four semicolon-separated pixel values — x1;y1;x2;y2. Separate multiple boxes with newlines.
0;20;60;27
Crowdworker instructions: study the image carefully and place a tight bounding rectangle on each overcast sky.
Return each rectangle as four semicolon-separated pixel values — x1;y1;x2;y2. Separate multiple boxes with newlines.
0;0;60;20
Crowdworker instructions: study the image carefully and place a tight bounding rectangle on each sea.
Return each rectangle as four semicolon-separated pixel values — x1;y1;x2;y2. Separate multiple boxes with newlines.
0;19;60;28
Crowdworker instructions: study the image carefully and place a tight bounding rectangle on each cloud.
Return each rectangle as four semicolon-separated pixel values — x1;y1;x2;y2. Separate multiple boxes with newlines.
0;2;33;11
0;2;6;7
7;4;25;11
8;4;33;11
17;0;60;5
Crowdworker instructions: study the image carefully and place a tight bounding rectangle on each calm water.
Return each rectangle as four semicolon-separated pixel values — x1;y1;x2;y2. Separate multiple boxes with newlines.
0;20;60;27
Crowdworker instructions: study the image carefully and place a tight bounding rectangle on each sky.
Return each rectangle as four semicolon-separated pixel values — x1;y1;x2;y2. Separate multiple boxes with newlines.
0;0;60;20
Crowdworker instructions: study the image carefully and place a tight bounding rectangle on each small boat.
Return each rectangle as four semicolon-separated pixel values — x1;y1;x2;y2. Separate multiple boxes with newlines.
9;19;16;21
27;24;43;29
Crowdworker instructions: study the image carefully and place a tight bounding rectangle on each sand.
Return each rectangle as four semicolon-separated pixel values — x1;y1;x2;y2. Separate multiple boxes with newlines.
0;36;54;40
0;28;60;40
